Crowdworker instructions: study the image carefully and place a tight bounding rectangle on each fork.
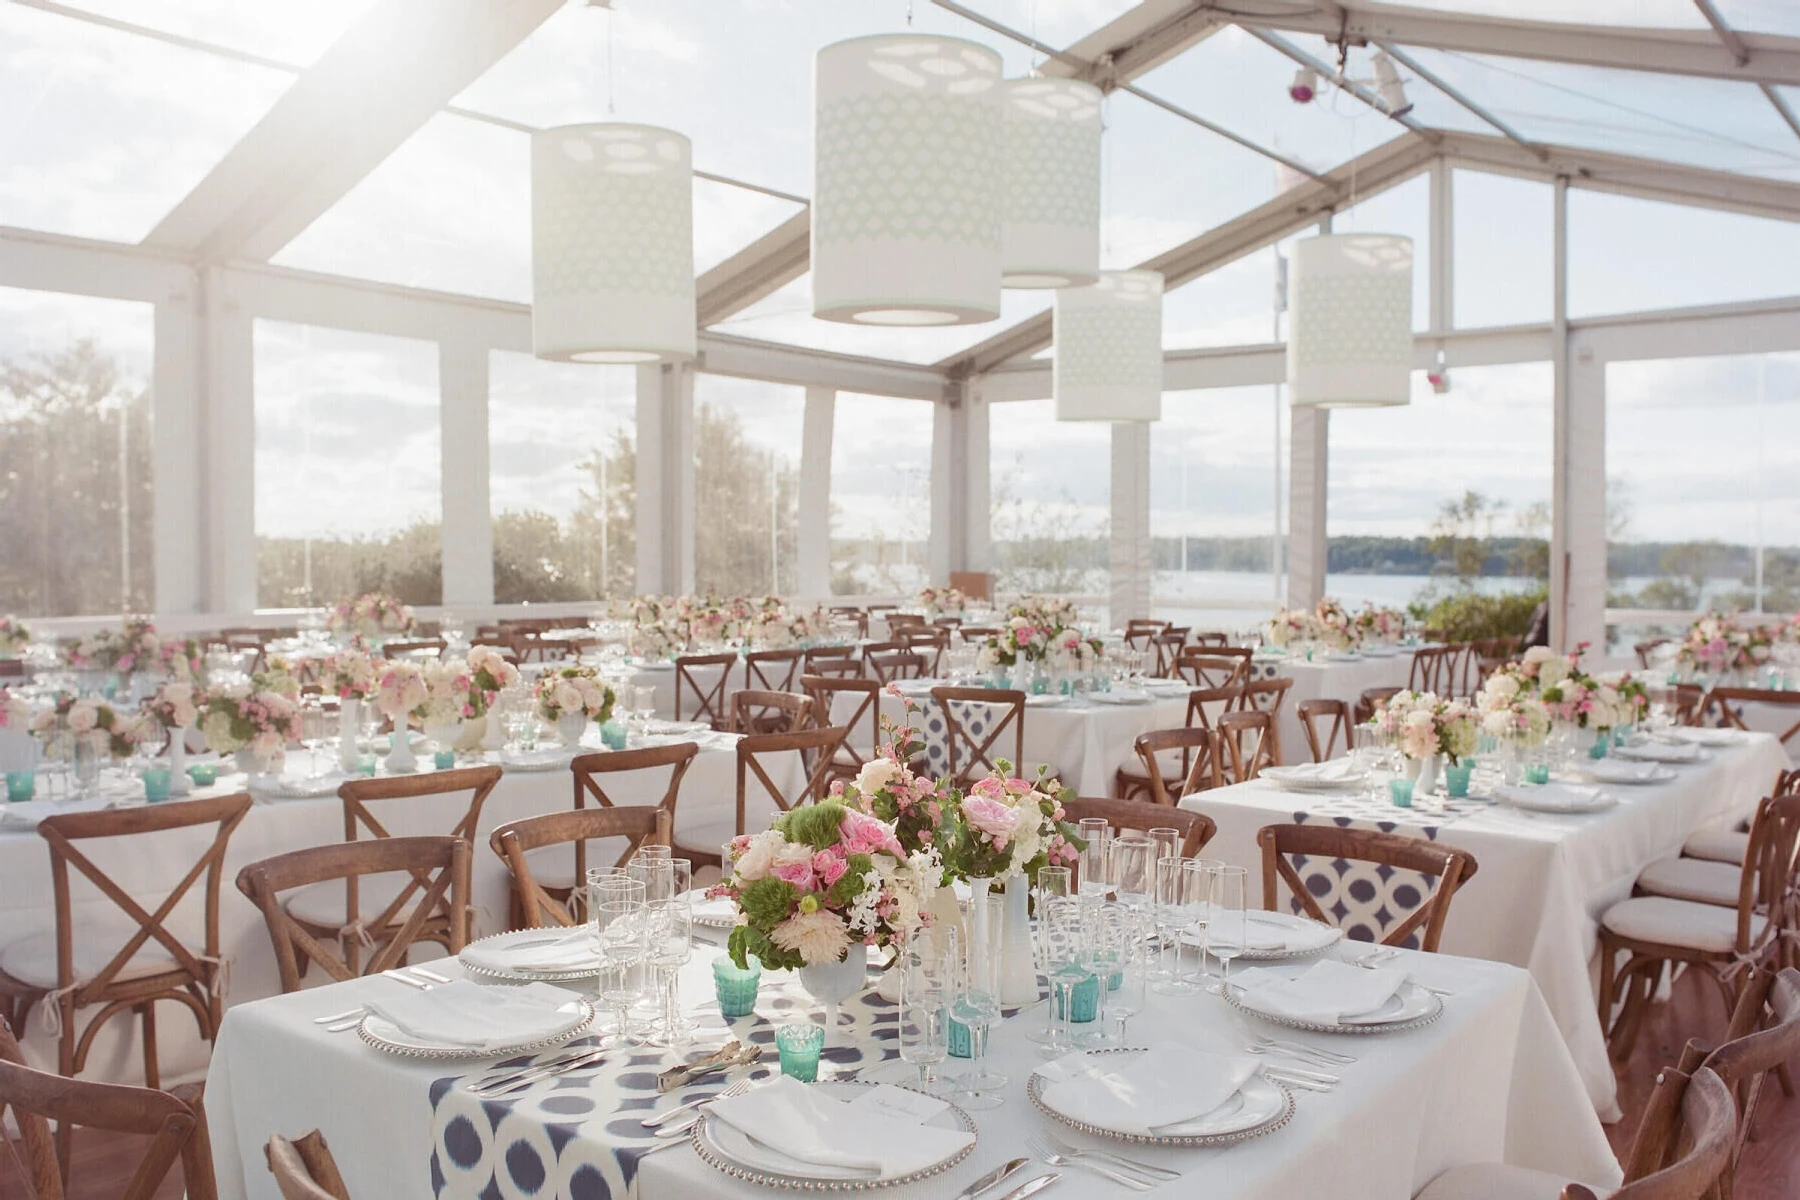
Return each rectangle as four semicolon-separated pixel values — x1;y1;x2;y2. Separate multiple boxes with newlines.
642;1078;755;1128
1035;1131;1181;1181
1246;1033;1356;1066
1025;1136;1154;1191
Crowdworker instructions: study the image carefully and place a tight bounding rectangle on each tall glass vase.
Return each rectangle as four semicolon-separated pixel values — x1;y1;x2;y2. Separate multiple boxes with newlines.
167;726;190;796
999;875;1039;1005
337;697;363;773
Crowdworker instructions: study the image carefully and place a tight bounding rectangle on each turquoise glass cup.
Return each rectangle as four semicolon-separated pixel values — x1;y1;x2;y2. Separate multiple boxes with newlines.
775;1023;824;1082
711;955;760;1018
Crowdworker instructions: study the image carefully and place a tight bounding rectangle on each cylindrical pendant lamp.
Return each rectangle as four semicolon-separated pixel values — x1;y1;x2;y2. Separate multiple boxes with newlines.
1001;77;1102;288
812;35;1003;326
1287;233;1413;407
1053;270;1164;421
531;123;695;363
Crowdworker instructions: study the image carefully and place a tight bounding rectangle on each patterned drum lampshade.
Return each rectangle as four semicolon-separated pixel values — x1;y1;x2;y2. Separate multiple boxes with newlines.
1287;233;1413;407
1001;78;1102;289
1053;270;1164;421
813;35;1003;326
531;123;695;363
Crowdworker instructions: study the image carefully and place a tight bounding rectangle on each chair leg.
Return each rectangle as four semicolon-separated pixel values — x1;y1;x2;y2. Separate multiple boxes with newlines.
141;1000;160;1090
1597;936;1618;1040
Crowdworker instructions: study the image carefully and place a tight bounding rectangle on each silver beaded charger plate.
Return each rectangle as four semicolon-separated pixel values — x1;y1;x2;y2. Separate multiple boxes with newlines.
1225;979;1443;1035
245;773;344;798
356;996;595;1059
1027;1048;1294;1147
691;1081;977;1191
497;748;573;772
458;928;605;984
1181;910;1344;962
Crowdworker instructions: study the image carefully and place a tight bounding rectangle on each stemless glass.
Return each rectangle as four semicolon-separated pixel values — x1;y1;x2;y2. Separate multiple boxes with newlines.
1147;826;1181;864
951;894;1006;1110
1207;865;1250;995
632;685;658;733
1077;819;1112;899
1036;897;1089;1056
300;698;328;778
1110;835;1155;911
898;942;951;1094
590;875;648;1046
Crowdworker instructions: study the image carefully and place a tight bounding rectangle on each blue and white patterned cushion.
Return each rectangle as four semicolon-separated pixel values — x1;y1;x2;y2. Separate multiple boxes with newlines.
1279;811;1449;949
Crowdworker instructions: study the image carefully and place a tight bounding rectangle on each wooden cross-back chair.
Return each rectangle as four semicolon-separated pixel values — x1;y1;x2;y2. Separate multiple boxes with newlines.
1257;823;1479;953
897;628;949;676
279;768;498;973
957;625;1001;643
1172;652;1248;691
238;836;469;994
1184;684;1242;734
867;650;928;685
1123;620;1166;653
265;1130;352;1200
734;726;851;852
1702;688;1800;757
1673;683;1708;727
1296;698;1350;763
1118;727;1222;806
1150;629;1189;677
800;675;893;785
0;1017;215;1200
1235;678;1293;761
1635;638;1672;670
1354;686;1402;725
1408;645;1461;695
492;806;672;929
1062;797;1216;859
744;648;805;694
930;687;1026;789
827;607;870;639
675;652;738;730
380;639;446;661
1217;711;1278;783
804;644;858;675
731;689;815;735
0;793;252;1095
1190;631;1230;648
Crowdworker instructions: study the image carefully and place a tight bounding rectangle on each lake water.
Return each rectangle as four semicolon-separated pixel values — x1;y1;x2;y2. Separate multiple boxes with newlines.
1149;571;1541;631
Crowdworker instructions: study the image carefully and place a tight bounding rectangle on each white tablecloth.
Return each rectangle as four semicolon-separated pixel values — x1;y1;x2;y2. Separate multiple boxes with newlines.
1179;731;1788;1119
205;942;1619;1200
1253;651;1418;764
0;734;800;1086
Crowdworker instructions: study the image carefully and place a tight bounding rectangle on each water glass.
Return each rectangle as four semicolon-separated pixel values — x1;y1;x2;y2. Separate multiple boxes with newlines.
1206;865;1250;995
1075;902;1128;1047
590;875;647;1046
951;894;1006;1110
776;1023;825;1082
711;954;760;1018
1149;855;1192;992
1110;835;1156;910
897;944;951;1093
72;737;100;793
1035;896;1087;1056
1077;819;1112;898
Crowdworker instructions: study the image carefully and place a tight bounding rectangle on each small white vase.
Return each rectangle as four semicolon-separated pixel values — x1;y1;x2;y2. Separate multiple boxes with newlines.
233;747;259;776
385;725;417;774
798;955;867;1048
167;726;189;796
556;712;588;748
999;875;1039;1005
1410;753;1441;798
337;697;363;773
479;711;506;753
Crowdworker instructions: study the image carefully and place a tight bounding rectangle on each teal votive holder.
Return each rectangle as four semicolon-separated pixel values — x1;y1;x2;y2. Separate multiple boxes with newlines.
948;1013;972;1058
1389;777;1415;808
1588;733;1611;760
433;750;455;770
711;955;760;1018
1525;763;1552;785
600;719;628;751
1107;970;1123;992
359;754;379;777
141;769;171;803
5;771;34;803
1444;763;1473;798
775;1023;824;1082
185;763;218;787
1052;973;1101;1022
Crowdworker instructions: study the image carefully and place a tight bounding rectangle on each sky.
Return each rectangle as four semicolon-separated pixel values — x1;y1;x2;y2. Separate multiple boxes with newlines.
1;0;1798;562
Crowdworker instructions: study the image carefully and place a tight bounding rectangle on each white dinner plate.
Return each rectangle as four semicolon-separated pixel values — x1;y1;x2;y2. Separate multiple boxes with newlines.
498;748;574;772
357;995;594;1060
1665;727;1747;747
1227;979;1443;1035
1027;1049;1293;1147
1581;761;1676;786
1261;764;1368;793
1089;690;1154;705
1493;783;1618;814
459;928;604;983
246;773;344;799
1614;742;1707;764
1024;694;1067;708
1181;909;1344;961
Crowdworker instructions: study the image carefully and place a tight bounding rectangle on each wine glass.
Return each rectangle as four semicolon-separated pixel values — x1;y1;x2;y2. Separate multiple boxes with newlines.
1077;819;1112;899
1035;895;1087;1058
645;894;694;1049
300;699;328;779
950;894;1006;1110
590;875;647;1047
898;942;951;1094
1074;901;1126;1048
1206;865;1250;995
1178;858;1219;986
1100;905;1147;1044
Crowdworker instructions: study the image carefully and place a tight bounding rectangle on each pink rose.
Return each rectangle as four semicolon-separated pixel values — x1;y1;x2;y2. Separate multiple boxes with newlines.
962;795;1016;847
772;860;816;890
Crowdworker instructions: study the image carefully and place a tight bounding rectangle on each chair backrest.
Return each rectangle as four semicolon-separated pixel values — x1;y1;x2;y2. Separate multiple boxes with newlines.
744;648;805;693
1184;685;1241;733
804;644;857;670
1680;966;1800;1198
1635;638;1671;670
1062;797;1216;858
491;806;672;928
957;625;1001;642
800;675;885;770
1150;629;1188;677
1217;711;1277;783
1296;698;1350;763
563;743;696;893
675;652;738;729
1190;631;1230;648
897;629;949;675
1673;684;1707;727
735;726;850;837
1728;792;1800;955
0;1018;208;1200
1123;620;1166;651
929;687;1026;788
265;1130;352;1200
1133;728;1222;805
37;793;253;1009
1353;686;1402;725
1236;678;1293;760
1601;1068;1736;1200
1703;688;1800;754
236;836;470;992
338;765;501;847
827;607;870;639
730;688;815;734
1173;652;1248;691
380;638;446;660
1257;823;1479;952
1408;646;1458;694
867;650;928;684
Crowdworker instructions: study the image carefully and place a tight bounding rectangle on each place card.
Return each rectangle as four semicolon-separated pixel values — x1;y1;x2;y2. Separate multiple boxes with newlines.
848;1084;949;1125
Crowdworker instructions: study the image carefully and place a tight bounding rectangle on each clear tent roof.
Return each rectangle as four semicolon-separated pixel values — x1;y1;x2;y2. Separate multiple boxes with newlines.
4;0;1798;369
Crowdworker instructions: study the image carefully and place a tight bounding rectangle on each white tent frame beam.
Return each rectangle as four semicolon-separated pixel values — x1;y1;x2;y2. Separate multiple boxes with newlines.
1690;0;1800;143
1375;41;1545;158
1244;29;1439;139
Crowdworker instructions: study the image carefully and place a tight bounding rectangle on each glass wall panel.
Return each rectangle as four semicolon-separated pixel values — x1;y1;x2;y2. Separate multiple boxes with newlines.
253;321;441;607
1570;192;1800;317
488;353;635;603
1453;170;1553;329
830;394;931;597
0;288;155;616
987;400;1108;601
692;374;802;597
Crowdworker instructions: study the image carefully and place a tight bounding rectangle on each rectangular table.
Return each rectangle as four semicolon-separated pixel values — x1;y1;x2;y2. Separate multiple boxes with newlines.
206;943;1619;1200
1179;731;1788;1119
0;732;800;1086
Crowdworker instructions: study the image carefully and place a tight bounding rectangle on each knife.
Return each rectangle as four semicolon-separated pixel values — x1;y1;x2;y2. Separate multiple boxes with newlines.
953;1157;1030;1200
992;1172;1061;1200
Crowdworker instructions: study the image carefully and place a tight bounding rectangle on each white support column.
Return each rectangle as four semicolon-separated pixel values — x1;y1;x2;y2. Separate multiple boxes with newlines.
439;339;493;605
198;267;257;614
1566;335;1607;652
797;386;835;599
1286;407;1329;610
1550;176;1572;651
964;385;991;578
635;362;695;596
151;277;204;613
1109;421;1152;625
1429;158;1454;335
929;400;956;587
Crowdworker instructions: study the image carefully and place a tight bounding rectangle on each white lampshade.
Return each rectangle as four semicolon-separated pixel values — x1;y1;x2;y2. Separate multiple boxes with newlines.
1001;77;1102;289
813;35;1003;326
1053;270;1164;422
1287;233;1413;407
531;123;695;363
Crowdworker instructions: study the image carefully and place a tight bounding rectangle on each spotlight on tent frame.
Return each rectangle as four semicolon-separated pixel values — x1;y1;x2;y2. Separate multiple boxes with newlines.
1371;52;1412;117
1288;67;1318;104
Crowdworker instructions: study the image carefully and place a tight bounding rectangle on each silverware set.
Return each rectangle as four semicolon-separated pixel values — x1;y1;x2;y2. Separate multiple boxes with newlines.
310;965;450;1033
467;1047;609;1098
1025;1133;1179;1191
1355;946;1456;996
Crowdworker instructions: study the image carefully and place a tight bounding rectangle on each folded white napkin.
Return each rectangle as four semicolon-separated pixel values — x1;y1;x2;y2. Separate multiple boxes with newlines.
689;894;738;924
707;1076;974;1179
1665;727;1743;747
1583;760;1663;784
1;796;116;831
1263;760;1360;787
1493;783;1612;812
1035;1042;1259;1136
362;980;581;1049
1616;740;1701;763
1234;959;1408;1024
460;931;601;975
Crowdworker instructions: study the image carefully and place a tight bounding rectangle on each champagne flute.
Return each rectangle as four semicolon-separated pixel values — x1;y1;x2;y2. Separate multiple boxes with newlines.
1149;855;1193;993
645;894;694;1048
1179;858;1220;985
300;698;328;778
590;875;647;1047
1146;826;1181;864
1207;865;1250;995
1110;835;1155;911
1101;905;1147;1044
1035;895;1087;1058
951;894;1006;1110
1028;865;1073;1048
898;943;950;1094
1074;901;1126;1048
1077;819;1112;899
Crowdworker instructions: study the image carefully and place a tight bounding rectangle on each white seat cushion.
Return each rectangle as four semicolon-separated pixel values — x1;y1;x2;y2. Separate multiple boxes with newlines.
1601;895;1766;955
0;917;182;989
1682;828;1750;865
1414;1163;1589;1200
284;871;430;927
1636;857;1742;908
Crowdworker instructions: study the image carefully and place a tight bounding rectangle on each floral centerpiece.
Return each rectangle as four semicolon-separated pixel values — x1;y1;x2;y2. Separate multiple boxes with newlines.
372;660;429;730
1046;627;1103;676
1352;604;1407;644
1674;612;1773;677
467;645;519;708
630;621;683;661
147;681;200;732
976;616;1053;672
0;616;30;655
153;637;206;681
1476;672;1553;749
835;702;953;873
948;762;1081;884
321;647;378;700
534;666;614;745
1263;607;1317;648
64;618;162;673
1313;597;1356;650
715;801;931;971
917;585;967;619
327;592;416;641
1007;595;1080;633
1372;691;1478;763
421;658;481;724
746;609;803;649
201;675;302;766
